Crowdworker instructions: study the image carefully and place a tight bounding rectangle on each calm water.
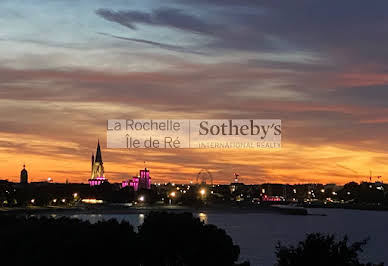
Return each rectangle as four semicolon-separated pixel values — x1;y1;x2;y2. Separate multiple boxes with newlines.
53;208;388;266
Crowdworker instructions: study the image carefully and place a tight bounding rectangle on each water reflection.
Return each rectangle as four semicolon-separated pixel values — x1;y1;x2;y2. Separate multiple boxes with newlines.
71;214;103;224
139;214;145;224
198;212;208;223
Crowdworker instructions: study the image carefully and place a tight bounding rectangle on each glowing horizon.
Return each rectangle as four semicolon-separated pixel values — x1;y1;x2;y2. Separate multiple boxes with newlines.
1;1;388;185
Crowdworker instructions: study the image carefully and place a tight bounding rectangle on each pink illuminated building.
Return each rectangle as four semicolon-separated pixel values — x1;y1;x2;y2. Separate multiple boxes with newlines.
261;195;285;202
122;168;151;191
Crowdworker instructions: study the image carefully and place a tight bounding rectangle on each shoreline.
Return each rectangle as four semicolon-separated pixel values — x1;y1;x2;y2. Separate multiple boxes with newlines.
3;203;388;217
0;204;309;216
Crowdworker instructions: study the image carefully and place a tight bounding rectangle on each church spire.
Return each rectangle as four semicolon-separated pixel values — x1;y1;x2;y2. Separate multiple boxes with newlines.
89;140;106;183
95;140;102;163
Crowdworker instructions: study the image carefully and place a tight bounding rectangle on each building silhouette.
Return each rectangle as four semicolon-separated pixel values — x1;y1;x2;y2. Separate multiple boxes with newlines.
20;164;28;184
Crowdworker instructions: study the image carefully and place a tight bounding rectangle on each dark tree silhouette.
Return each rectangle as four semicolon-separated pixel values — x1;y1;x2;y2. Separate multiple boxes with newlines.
138;212;248;266
0;215;138;265
0;212;249;266
275;233;383;266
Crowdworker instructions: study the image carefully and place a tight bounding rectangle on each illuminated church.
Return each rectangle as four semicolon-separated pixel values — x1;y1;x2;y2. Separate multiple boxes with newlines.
89;141;108;186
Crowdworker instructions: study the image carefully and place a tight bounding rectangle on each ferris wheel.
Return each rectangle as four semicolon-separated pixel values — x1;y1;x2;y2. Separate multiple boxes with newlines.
196;169;213;185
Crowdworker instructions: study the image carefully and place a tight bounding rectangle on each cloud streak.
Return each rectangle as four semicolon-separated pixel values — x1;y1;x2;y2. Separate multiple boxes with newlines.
97;32;204;54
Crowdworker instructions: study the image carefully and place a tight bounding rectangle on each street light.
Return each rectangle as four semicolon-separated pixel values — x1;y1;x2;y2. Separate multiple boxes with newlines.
169;191;176;205
200;189;206;196
139;196;145;202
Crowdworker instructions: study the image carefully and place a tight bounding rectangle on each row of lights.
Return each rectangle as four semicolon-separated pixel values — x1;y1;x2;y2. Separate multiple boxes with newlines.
169;188;207;198
30;198;66;204
30;192;80;204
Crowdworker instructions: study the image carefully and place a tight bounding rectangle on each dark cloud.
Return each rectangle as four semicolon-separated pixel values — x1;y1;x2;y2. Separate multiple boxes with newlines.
96;1;388;67
96;8;214;34
323;85;388;107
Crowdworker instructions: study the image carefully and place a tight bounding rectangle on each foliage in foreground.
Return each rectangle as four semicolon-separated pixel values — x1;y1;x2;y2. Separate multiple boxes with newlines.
275;233;383;266
0;213;383;266
0;212;248;266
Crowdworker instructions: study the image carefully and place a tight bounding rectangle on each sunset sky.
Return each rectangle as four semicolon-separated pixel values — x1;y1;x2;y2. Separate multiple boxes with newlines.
1;0;388;184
